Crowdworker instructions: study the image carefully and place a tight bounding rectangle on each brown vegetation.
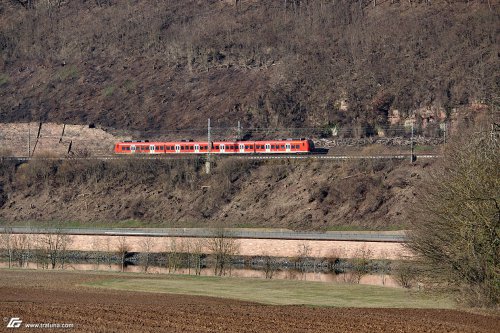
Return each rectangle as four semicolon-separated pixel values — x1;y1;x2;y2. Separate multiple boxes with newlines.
407;121;499;307
0;1;497;135
0;156;430;229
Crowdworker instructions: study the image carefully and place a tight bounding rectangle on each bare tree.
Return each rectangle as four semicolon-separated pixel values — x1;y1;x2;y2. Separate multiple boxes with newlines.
37;229;73;269
406;121;499;307
104;237;113;269
190;238;204;276
0;227;13;268
12;234;32;268
207;228;240;276
90;237;102;270
140;237;154;273
262;254;279;279
393;260;420;289
165;238;182;274
349;246;373;284
378;250;392;286
295;242;311;275
116;236;130;272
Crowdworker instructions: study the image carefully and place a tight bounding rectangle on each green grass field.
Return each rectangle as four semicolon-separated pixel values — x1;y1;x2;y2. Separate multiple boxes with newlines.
87;275;454;308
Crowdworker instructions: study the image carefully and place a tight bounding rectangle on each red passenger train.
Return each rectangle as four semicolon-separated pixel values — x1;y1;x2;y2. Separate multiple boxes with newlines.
114;139;314;154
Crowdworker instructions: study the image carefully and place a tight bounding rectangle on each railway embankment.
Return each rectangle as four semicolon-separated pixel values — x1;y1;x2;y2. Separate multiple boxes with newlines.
0;152;430;229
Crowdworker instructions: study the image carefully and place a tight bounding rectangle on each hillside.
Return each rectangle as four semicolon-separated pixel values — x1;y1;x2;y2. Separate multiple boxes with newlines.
0;155;430;230
0;0;497;134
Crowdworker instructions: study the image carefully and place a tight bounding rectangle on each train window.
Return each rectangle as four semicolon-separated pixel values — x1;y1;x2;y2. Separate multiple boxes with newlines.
181;146;184;150
190;146;193;150
121;147;125;151
244;145;248;149
215;145;219;149
271;145;275;149
281;145;284;149
249;145;253;149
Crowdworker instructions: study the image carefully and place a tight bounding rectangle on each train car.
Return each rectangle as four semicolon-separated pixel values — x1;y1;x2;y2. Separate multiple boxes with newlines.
163;141;209;154
211;141;238;154
115;141;167;154
114;138;314;154
233;141;256;153
253;138;314;153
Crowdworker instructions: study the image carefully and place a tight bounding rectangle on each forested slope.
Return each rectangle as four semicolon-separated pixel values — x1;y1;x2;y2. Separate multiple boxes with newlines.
0;0;497;133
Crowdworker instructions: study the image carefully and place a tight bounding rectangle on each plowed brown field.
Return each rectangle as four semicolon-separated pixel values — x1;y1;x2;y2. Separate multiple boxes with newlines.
0;270;498;333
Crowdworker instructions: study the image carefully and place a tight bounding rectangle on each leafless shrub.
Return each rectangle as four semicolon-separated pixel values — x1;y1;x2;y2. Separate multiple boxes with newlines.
348;245;373;284
36;228;73;269
187;238;204;276
182;238;204;275
392;260;420;289
165;238;182;274
406;120;500;307
116;236;130;272
207;227;240;276
0;226;14;268
90;237;102;270
262;253;279;279
294;242;311;273
11;234;32;268
140;237;154;273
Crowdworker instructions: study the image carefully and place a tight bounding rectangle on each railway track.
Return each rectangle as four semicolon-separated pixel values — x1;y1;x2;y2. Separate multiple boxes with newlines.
1;153;440;161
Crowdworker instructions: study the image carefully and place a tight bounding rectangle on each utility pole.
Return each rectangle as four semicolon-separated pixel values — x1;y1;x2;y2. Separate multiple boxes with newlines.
206;118;211;174
410;120;415;163
443;122;447;145
28;123;31;157
237;121;241;141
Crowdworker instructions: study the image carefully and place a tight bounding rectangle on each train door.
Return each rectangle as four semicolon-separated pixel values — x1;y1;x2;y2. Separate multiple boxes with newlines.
239;143;245;153
175;144;180;153
220;144;226;153
194;144;200;153
285;143;291;152
131;145;136;153
149;145;155;154
265;143;271;153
